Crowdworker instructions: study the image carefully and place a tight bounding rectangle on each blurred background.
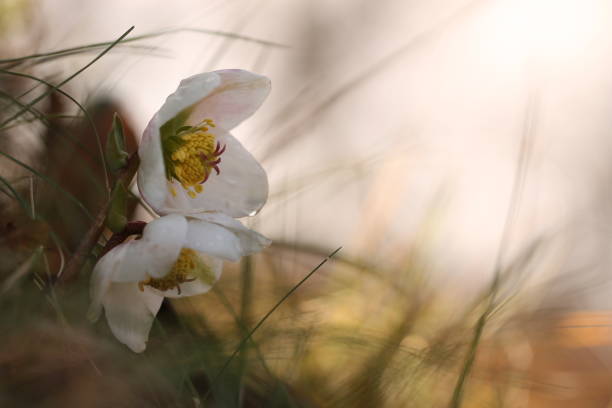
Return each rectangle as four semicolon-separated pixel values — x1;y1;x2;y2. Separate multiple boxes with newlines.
2;0;612;406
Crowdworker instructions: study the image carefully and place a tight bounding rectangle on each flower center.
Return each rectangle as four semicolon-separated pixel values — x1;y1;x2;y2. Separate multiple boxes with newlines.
162;119;226;199
138;248;214;294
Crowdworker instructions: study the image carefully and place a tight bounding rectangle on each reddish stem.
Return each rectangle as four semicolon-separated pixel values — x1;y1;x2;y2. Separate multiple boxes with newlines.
99;221;147;257
57;153;139;283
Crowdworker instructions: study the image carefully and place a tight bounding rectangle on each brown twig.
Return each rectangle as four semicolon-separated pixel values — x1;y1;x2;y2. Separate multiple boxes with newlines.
57;153;139;283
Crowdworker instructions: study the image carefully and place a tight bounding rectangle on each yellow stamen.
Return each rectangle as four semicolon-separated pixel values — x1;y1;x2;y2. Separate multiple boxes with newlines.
138;248;209;294
164;119;225;199
138;277;150;292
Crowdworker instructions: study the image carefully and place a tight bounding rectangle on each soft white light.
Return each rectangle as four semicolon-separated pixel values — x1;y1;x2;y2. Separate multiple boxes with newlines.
479;0;599;65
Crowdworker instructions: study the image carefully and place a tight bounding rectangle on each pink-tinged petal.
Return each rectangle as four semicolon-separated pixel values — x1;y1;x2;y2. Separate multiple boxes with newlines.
159;256;223;299
186;69;271;131
189;213;271;258
155;128;268;218
152;72;223;129
137;70;270;216
111;214;188;282
101;282;163;353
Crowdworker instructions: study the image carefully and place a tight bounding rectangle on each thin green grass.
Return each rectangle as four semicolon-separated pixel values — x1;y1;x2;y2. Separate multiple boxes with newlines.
0;150;94;219
204;247;342;402
0;27;288;68
0;68;110;193
0;27;134;129
0;15;570;408
449;81;539;408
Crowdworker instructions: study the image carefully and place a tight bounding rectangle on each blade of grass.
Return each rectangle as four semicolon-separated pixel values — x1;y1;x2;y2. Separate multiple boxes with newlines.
0;174;31;215
0;88;103;180
201;6;261;71
31;44;171;66
0;175;73;280
0;27;288;67
0;115;92;131
0;88;103;173
0;68;111;193
0;150;93;219
152;319;202;405
0;246;44;296
0;26;134;130
270;240;413;299
0;90;47;125
204;246;342;401
213;286;275;379
449;84;538;408
240;255;253;327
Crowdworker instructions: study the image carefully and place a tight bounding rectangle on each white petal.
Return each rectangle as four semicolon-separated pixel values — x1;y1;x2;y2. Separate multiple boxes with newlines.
102;283;163;353
137;128;167;215
183;219;243;262
159;256;223;299
111;214;188;282
155;128;268;218
143;214;188;250
137;70;270;216
186;69;271;131
189;212;271;258
88;244;129;322
138;73;222;214
106;240;152;282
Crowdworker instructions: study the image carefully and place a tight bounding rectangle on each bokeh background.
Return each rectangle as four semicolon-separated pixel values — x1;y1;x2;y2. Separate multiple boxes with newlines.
3;0;612;406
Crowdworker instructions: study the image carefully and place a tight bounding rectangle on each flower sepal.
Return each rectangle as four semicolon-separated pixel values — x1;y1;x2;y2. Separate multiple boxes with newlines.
105;113;129;174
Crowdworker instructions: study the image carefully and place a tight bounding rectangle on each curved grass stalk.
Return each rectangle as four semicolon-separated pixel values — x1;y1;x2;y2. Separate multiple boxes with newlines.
0;27;288;68
0;174;30;215
203;247;342;402
449;84;538;408
0;68;113;194
0;26;134;130
0;150;93;220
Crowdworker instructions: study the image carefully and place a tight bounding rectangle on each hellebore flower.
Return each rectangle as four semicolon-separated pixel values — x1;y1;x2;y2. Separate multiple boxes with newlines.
138;69;271;217
88;213;270;352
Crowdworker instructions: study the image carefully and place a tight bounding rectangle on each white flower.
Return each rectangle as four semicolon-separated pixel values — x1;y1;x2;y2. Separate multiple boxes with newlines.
138;69;271;217
88;213;270;353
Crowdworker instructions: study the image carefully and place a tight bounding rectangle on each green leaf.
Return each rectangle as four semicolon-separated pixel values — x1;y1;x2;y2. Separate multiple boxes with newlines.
105;113;129;173
106;180;128;233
